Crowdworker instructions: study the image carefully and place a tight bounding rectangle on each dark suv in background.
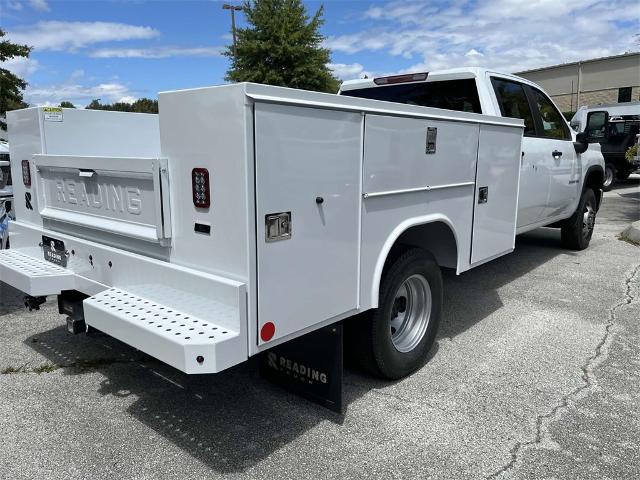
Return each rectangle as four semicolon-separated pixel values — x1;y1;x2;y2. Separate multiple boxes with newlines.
600;116;640;191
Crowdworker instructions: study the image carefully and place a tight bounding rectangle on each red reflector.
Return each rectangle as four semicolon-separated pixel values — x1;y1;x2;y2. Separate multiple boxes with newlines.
373;72;428;86
191;167;210;208
21;160;31;187
260;322;275;342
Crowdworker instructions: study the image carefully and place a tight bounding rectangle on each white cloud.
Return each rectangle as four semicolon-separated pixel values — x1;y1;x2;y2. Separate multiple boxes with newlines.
7;21;159;52
89;46;223;59
328;62;371;81
465;49;483;57
6;0;23;11
28;0;50;12
117;95;138;104
25;82;138;107
329;0;640;73
0;57;40;78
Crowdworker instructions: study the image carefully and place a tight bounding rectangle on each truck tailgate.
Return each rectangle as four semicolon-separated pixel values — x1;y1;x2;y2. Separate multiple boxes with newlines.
33;154;171;244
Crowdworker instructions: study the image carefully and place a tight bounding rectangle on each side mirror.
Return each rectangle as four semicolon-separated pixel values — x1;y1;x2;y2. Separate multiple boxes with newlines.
584;110;609;143
573;132;588;154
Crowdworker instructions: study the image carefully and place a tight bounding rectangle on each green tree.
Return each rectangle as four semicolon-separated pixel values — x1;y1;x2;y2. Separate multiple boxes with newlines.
59;101;76;108
85;98;158;113
225;0;340;93
0;28;32;130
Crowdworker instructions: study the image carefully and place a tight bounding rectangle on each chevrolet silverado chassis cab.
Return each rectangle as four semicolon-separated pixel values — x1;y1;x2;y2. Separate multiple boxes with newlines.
0;68;605;380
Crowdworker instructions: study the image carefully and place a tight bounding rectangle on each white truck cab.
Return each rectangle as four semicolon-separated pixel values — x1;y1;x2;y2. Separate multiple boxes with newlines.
0;72;605;381
340;67;605;239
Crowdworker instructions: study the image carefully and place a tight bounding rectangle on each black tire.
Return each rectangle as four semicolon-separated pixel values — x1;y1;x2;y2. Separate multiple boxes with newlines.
354;248;442;380
602;163;616;192
561;188;597;250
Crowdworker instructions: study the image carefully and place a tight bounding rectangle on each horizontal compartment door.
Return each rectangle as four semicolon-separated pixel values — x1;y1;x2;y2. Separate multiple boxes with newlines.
32;155;171;243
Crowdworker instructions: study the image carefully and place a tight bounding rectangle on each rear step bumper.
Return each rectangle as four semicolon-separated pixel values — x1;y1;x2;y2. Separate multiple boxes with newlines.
84;288;244;373
0;249;74;296
0;231;248;374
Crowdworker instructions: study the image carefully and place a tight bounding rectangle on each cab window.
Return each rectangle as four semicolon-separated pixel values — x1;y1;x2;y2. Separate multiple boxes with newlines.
490;78;535;136
340;79;482;114
530;88;570;140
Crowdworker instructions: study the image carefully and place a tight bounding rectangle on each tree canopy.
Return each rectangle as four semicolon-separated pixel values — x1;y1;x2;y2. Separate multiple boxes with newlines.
59;101;76;108
85;98;158;113
225;0;340;93
0;28;32;130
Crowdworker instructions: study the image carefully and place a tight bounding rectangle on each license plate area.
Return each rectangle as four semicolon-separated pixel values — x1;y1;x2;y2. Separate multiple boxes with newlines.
42;235;67;267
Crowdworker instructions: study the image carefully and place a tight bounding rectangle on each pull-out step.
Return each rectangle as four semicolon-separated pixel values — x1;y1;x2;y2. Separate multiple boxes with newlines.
83;288;246;374
0;249;74;296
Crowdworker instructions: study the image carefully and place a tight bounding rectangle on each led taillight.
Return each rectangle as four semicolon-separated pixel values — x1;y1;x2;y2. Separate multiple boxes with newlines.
191;168;210;208
21;160;31;187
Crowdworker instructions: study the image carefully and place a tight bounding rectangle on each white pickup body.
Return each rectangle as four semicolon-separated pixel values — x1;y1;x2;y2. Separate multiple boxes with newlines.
4;84;524;373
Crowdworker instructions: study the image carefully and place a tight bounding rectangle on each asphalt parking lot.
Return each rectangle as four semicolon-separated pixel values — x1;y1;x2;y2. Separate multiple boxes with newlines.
1;177;638;480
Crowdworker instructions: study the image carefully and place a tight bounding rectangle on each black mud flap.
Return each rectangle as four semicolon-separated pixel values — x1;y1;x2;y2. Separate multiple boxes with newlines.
260;324;343;414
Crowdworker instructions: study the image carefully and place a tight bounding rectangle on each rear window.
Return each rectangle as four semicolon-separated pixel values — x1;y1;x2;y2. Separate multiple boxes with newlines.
340;79;482;114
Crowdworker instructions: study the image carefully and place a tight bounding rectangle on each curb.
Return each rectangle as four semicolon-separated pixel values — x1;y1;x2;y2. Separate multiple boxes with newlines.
621;221;640;245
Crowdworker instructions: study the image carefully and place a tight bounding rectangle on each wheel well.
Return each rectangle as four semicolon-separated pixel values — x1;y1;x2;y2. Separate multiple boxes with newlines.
383;221;458;275
585;167;604;209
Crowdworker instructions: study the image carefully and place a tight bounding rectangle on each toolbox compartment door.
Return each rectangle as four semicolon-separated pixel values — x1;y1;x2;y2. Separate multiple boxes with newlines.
32;154;171;244
254;103;362;344
470;124;522;264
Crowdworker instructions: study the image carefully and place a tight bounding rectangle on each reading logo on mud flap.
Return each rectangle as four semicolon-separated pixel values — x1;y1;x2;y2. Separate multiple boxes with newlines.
267;351;328;385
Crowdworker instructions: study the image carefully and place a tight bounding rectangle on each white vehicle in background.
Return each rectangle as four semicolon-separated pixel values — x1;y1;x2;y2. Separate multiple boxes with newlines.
0;140;13;249
571;102;640;190
0;69;605;383
570;101;640;132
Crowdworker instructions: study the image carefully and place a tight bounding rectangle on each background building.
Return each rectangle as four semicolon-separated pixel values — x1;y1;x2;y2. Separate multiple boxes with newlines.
516;52;640;113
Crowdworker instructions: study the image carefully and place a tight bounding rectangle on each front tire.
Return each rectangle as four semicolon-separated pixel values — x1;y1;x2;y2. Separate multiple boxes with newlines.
602;163;616;192
561;188;597;250
356;248;442;380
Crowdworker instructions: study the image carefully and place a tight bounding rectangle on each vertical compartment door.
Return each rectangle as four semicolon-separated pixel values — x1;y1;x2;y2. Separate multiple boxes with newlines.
255;103;362;344
471;124;522;264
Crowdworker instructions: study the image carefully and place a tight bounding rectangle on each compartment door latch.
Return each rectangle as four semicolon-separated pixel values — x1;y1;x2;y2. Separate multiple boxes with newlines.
265;212;292;242
478;186;489;204
426;127;437;154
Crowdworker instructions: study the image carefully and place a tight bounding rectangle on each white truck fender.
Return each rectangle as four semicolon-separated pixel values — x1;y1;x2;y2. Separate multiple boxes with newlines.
369;213;459;309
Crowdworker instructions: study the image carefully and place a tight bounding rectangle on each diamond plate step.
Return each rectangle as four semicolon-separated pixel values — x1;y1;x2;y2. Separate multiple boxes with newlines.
0;249;74;296
83;287;245;374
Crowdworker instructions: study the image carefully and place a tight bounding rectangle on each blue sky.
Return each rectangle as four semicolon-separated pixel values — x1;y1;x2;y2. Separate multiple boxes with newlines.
1;0;638;107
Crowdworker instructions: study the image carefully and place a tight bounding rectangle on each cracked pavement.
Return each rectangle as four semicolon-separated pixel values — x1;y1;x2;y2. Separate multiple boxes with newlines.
1;176;639;479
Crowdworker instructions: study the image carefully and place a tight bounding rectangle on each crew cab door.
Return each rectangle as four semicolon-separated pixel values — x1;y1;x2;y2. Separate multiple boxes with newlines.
526;87;578;218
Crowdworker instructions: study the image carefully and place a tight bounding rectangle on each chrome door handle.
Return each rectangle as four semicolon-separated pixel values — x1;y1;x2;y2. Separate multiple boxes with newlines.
552;150;562;159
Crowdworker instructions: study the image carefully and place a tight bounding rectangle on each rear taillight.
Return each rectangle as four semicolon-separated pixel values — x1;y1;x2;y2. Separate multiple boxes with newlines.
373;72;428;85
192;168;210;208
21;160;31;187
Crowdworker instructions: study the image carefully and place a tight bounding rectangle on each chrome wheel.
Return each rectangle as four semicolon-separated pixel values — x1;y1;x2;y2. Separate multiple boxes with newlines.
390;274;431;353
603;166;614;189
582;201;596;239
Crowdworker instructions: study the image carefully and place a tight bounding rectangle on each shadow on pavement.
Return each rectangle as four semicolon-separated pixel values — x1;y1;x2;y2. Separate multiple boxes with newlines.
0;282;30;315
22;227;568;474
439;227;571;340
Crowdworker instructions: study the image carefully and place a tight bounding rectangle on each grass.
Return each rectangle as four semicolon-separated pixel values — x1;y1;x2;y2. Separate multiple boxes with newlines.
32;363;60;374
618;233;640;247
1;357;128;375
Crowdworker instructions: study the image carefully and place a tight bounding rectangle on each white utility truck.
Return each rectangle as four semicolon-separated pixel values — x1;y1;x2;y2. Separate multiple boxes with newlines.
1;68;605;380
